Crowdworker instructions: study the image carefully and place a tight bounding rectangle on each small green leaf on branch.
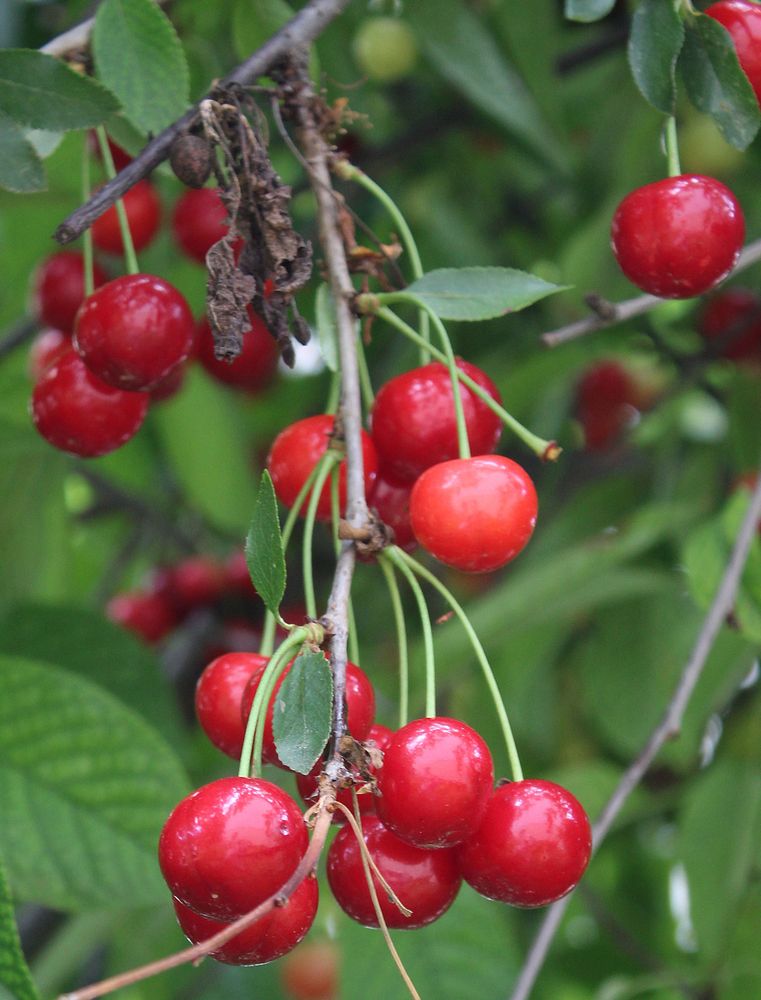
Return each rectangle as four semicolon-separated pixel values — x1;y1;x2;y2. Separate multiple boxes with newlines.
564;0;616;23
0;850;40;1000
628;0;684;115
0;112;45;193
246;470;287;618
404;267;569;322
0;50;119;132
272;649;332;774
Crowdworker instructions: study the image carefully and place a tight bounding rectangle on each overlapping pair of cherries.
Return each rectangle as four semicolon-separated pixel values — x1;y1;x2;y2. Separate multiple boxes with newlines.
157;649;591;967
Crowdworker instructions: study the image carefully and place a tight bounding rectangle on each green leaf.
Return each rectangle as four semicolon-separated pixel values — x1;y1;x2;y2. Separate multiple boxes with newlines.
564;0;616;22
0;852;39;1000
0;604;182;743
231;0;320;79
0;112;45;193
314;283;339;373
413;0;567;171
0;655;190;911
628;0;684;114
0;50;119;131
93;0;189;135
272;650;332;774
246;470;286;618
679;13;761;150
403;267;568;321
679;761;761;963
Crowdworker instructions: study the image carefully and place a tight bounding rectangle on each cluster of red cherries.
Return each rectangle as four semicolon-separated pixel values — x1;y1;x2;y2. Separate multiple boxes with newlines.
28;141;279;459
266;359;538;575
156;647;592;965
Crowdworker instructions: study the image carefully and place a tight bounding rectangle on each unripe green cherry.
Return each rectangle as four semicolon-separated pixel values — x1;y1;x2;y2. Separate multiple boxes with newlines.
353;18;418;82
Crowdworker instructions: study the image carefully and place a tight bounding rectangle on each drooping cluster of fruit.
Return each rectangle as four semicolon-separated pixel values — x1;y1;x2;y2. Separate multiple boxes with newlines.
266;359;538;575
28;142;279;458
156;648;591;966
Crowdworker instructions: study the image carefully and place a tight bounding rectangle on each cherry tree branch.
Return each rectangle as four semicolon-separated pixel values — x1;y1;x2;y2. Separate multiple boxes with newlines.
52;0;354;246
542;236;761;347
39;1;170;57
507;466;761;1000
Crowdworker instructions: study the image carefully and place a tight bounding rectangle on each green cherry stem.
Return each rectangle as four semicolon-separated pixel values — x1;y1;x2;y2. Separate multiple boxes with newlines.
95;126;139;276
302;451;341;620
325;369;341;415
373;305;560;461
335;159;430;364
382;549;435;718
665;117;681;179
379;556;409;727
238;628;308;778
81;136;94;297
393;546;524;782
356;331;375;411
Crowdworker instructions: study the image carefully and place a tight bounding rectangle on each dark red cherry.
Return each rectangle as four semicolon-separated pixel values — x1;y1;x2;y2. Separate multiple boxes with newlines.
458;779;592;908
706;1;761;105
30;348;149;457
224;548;258;598
611;174;744;299
172;187;229;263
575;360;640;451
327;815;461;929
91;179;161;255
106;590;178;644
158;776;308;921
196;309;280;393
33;252;108;334
698;287;761;361
74;274;195;392
196;652;269;759
371;468;416;550
164;555;227;613
370;360;502;484
281;939;339;1000
172;875;318;965
377;717;494;848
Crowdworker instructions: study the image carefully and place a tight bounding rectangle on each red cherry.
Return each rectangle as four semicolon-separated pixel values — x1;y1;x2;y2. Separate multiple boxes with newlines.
267;415;379;522
370;360;502;484
241;659;375;769
295;722;393;821
224;548;257;598
458;779;592;908
172;187;228;263
149;361;188;403
31;348;149;457
196;652;269;759
706;1;761;105
28;329;70;382
575;360;640;451
196;309;280;392
106;589;177;644
164;555;227;613
172;875;318;966
376;717;494;849
91;179;161;255
281;939;339;1000
371;468;416;551
158;776;308;921
611;174;744;299
88;132;132;171
33;252;108;334
698;287;761;361
327;815;461;929
74;274;195;392
409;455;537;573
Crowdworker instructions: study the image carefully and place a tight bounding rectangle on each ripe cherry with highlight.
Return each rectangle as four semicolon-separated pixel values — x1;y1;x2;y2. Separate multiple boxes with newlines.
196;652;269;760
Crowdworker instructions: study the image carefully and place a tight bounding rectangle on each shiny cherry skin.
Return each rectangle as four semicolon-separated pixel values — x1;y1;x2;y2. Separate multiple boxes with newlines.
371;360;502;484
31;348;149;457
74;274;195;392
327;815;461;929
28;329;70;382
91;179;161;255
296;722;393;821
410;455;538;573
241;659;376;769
172;875;318;966
196;309;280;392
281;939;339;1000
33;251;108;334
698;287;761;361
611;174;744;299
575;360;640;451
196;652;269;759
371;468;416;551
267;415;379;522
377;717;494;849
158;776;308;921
106;589;177;644
172;187;228;263
458;779;592;908
706;1;761;104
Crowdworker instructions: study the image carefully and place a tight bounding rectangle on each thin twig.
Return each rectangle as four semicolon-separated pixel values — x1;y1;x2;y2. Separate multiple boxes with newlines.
53;0;354;245
507;465;761;1000
0;317;38;362
541;237;761;347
